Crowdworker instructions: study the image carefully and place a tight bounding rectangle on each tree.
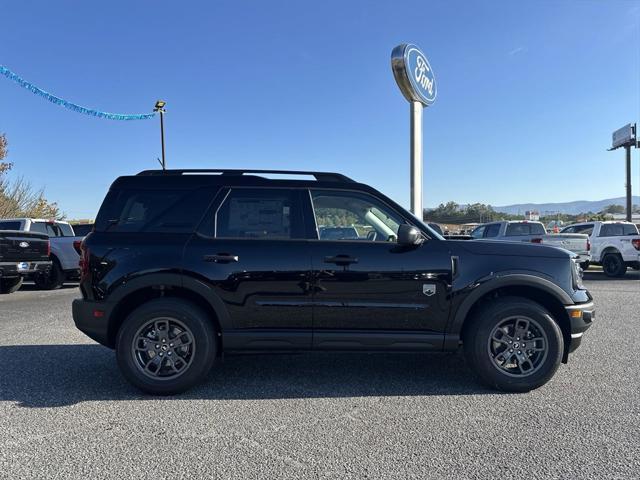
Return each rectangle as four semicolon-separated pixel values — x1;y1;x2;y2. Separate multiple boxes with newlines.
601;204;625;214
0;133;63;219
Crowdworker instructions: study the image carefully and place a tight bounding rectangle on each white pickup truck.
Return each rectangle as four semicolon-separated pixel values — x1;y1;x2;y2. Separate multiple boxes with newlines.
0;218;82;289
470;221;591;265
561;221;640;277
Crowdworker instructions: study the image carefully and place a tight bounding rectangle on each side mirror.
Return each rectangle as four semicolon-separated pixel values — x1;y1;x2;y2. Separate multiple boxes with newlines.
397;224;424;246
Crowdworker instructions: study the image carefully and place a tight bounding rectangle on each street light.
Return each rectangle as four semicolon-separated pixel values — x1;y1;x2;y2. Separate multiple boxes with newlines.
154;100;167;170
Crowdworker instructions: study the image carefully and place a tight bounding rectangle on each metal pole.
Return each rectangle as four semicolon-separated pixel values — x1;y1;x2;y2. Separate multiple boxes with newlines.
410;100;423;218
159;110;166;170
626;145;632;222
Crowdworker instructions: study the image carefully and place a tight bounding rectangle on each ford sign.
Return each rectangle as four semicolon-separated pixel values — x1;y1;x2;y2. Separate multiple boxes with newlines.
391;44;437;106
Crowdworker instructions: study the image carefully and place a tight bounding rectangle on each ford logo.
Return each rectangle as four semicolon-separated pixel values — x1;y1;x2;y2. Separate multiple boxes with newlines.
391;43;437;106
18;241;30;248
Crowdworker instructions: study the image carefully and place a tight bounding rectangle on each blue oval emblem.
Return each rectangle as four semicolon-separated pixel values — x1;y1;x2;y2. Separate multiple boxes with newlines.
391;44;437;106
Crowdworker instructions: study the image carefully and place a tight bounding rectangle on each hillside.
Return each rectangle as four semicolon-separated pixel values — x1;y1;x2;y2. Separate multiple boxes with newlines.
493;196;640;215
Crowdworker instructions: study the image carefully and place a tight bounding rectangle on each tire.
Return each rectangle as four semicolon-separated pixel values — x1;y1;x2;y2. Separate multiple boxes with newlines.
116;298;217;395
463;297;564;392
0;277;23;294
580;261;590;271
602;253;626;277
33;258;64;290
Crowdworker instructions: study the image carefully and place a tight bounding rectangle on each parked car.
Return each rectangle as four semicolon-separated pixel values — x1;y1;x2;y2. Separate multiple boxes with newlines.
71;223;94;237
470;221;591;266
561;221;640;277
73;169;594;395
0;229;51;294
0;218;81;289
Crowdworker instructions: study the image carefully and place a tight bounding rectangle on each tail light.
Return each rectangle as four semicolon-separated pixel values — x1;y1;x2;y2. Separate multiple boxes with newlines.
46;239;51;257
79;241;90;280
531;238;543;244
72;240;82;255
587;238;591;251
632;239;640;251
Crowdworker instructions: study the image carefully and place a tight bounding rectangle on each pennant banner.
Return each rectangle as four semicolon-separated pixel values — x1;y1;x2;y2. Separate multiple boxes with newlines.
0;65;156;121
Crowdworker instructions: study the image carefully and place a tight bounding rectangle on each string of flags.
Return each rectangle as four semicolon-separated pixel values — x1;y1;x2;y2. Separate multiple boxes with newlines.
0;65;156;121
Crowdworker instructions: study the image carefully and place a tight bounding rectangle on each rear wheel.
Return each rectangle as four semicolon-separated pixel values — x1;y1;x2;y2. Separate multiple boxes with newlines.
602;253;626;277
116;298;217;395
463;297;564;392
34;259;64;290
0;277;23;294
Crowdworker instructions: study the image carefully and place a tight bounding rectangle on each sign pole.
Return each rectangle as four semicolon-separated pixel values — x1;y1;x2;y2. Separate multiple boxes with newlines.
410;101;423;217
391;43;436;221
626;144;632;222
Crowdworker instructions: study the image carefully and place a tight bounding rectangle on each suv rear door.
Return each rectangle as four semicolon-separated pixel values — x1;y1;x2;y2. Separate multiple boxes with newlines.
184;187;313;350
306;189;451;350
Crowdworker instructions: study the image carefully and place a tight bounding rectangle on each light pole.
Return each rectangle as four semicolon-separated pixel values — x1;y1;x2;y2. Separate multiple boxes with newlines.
154;100;167;170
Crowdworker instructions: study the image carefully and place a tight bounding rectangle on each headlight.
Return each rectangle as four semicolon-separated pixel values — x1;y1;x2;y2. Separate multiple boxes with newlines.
571;259;584;289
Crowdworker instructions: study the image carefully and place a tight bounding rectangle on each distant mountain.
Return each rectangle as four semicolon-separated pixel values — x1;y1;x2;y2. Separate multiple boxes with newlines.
493;196;640;215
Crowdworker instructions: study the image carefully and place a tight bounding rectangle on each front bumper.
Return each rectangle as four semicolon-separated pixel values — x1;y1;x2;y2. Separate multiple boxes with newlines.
0;260;51;278
72;298;115;347
565;301;595;353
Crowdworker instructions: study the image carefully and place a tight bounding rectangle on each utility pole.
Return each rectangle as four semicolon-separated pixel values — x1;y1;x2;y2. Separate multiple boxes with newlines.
154;100;167;170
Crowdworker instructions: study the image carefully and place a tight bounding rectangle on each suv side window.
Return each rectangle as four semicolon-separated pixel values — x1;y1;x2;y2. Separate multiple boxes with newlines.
484;223;501;238
309;190;406;242
215;188;304;239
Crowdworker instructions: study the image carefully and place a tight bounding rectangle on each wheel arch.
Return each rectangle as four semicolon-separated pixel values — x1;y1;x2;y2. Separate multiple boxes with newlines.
105;273;231;352
452;275;573;362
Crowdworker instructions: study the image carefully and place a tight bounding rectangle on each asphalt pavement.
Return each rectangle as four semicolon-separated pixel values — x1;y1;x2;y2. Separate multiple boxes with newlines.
0;271;638;479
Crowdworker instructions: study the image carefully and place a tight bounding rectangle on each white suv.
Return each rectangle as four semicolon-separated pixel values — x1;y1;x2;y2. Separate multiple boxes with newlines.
561;221;640;277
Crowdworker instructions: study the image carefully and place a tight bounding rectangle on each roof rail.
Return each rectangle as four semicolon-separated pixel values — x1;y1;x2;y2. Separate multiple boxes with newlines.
136;169;354;183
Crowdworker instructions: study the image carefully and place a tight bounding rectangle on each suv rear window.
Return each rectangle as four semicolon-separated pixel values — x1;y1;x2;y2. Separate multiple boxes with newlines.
506;223;545;236
95;188;215;233
599;223;639;237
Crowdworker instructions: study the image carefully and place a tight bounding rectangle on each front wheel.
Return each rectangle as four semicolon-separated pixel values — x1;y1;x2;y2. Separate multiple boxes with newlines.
602;253;626;277
116;298;217;395
463;297;564;392
0;277;23;294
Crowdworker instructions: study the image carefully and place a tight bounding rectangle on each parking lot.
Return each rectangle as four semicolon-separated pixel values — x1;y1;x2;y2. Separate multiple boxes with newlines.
0;271;638;479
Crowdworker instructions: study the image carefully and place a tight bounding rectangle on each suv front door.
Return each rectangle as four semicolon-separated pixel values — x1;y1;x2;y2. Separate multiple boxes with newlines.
185;187;314;350
306;189;451;351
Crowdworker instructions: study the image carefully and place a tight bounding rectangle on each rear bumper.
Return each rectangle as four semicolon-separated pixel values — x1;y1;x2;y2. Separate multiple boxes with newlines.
565;301;595;353
72;298;115;347
0;261;51;278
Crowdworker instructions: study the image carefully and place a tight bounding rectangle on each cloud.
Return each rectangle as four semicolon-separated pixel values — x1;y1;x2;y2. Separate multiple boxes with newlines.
508;46;526;56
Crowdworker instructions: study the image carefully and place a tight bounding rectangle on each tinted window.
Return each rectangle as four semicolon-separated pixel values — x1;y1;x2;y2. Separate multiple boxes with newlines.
484;223;501;238
215;188;303;239
600;223;639;236
310;190;405;242
58;223;74;236
471;226;486;239
72;224;94;236
30;222;49;235
95;188;214;233
0;221;22;231
506;223;545;236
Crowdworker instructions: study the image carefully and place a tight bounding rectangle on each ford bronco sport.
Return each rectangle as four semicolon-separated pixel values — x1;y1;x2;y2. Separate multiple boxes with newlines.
73;169;594;395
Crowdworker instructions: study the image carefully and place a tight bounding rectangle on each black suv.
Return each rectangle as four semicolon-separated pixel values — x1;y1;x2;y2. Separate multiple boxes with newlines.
73;169;594;394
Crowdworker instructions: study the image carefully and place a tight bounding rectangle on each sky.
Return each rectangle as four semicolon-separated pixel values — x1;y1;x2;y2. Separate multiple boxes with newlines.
1;0;639;219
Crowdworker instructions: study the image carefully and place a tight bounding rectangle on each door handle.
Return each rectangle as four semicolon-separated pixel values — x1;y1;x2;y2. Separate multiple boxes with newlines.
204;254;239;263
324;255;358;265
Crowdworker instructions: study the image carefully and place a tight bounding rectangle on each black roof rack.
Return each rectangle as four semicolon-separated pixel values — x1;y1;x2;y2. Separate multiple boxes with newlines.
136;169;354;183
